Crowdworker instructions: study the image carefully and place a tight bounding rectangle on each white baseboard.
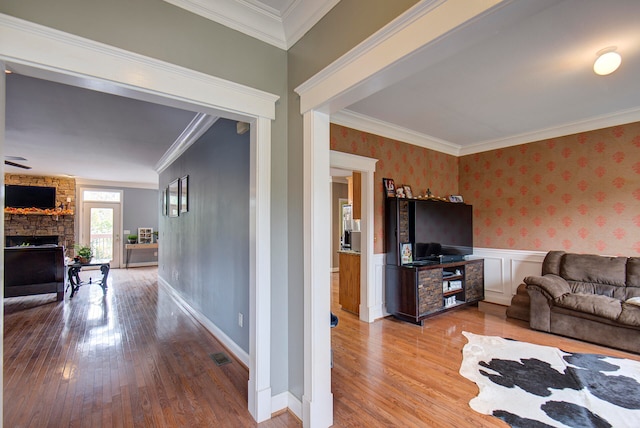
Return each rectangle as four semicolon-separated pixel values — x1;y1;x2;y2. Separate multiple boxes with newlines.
157;276;249;366
271;391;302;420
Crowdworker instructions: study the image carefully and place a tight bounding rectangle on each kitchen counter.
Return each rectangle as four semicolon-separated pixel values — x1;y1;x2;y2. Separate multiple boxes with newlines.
338;250;360;315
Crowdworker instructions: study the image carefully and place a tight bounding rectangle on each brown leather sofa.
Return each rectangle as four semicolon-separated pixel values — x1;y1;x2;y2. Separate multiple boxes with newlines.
4;246;66;301
525;251;640;354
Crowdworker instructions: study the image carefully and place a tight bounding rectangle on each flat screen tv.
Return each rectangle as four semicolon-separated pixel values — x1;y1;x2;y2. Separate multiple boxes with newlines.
412;200;473;259
5;185;57;209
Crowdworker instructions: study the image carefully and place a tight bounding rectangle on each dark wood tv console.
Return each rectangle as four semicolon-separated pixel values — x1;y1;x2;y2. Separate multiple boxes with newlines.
385;259;484;325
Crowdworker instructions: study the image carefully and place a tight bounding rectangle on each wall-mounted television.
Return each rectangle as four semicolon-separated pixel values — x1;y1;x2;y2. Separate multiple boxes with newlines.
5;185;57;209
411;200;473;259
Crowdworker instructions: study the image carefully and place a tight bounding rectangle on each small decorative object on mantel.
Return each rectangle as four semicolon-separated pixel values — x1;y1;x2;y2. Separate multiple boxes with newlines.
382;178;396;197
449;195;464;203
395;187;405;198
403;185;413;199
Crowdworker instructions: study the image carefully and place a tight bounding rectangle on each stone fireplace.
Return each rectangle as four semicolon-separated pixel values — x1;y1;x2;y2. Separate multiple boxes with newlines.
4;174;76;256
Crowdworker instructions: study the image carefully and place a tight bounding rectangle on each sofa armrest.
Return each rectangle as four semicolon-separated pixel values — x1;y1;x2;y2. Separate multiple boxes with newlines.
524;274;571;300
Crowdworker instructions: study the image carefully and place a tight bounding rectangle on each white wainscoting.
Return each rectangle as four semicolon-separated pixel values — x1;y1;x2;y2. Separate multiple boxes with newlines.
470;248;547;306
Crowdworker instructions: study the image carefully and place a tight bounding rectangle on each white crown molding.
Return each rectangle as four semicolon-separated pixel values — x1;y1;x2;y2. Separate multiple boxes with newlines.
155;113;219;173
460;105;640;155
282;0;340;48
163;0;287;49
334;105;640;158
331;109;461;157
0;13;279;120
163;0;338;50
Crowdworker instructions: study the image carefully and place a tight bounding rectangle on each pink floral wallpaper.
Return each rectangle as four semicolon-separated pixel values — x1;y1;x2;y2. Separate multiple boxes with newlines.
460;122;640;256
330;124;459;253
332;121;640;257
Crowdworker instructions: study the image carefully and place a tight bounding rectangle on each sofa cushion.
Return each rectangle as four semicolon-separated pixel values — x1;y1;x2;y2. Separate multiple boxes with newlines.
541;251;566;276
555;293;622;322
560;253;627;287
627;258;640;288
618;301;640;327
626;297;640;307
524;274;571;300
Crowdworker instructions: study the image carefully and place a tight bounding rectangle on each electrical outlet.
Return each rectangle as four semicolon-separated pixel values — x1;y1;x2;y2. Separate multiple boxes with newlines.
238;312;243;327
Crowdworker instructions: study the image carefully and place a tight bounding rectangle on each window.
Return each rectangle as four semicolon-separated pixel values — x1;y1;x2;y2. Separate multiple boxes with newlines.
83;190;121;202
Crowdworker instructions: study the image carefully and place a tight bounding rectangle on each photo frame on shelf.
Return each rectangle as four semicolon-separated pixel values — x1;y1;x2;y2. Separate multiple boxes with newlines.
382;178;396;198
403;185;413;199
138;227;153;244
400;242;413;265
169;179;179;217
180;175;189;214
449;195;464;203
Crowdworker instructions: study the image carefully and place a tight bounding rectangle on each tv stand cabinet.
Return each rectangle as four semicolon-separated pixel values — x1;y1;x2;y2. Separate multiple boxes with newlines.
385;258;484;325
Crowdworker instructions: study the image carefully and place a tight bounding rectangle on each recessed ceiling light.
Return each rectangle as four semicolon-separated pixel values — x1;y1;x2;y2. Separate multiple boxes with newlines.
593;47;621;76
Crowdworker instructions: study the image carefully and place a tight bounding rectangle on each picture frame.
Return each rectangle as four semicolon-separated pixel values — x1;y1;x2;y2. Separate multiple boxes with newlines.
168;179;179;217
180;175;189;214
400;243;413;265
449;195;464;203
403;185;413;199
161;189;167;216
138;227;153;244
382;178;396;198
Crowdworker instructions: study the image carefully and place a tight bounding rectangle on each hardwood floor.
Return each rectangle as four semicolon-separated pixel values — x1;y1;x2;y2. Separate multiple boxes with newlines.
3;267;299;428
5;268;639;427
329;273;640;427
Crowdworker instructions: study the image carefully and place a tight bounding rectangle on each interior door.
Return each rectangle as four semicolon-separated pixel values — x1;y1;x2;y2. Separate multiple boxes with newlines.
81;202;122;268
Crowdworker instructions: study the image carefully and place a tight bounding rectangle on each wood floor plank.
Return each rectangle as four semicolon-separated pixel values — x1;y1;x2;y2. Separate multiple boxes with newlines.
6;267;638;427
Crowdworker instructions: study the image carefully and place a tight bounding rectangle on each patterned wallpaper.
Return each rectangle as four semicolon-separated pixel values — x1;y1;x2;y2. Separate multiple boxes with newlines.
460;122;640;256
332;121;640;256
330;124;459;253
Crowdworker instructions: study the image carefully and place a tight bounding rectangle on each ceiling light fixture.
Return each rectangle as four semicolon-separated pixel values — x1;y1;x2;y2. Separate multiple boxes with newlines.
593;47;621;76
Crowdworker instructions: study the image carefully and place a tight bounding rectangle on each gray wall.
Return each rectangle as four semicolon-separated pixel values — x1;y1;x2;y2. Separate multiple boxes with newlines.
159;118;250;351
123;188;160;264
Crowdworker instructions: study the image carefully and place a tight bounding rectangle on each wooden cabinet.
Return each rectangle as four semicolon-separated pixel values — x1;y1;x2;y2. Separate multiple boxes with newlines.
339;251;360;315
385;259;484;325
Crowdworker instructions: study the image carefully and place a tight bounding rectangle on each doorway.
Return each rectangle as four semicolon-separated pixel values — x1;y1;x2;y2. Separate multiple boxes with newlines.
80;189;123;268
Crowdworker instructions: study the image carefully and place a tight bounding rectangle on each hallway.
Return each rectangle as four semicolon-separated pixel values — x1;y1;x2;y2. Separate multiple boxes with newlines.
3;267;298;427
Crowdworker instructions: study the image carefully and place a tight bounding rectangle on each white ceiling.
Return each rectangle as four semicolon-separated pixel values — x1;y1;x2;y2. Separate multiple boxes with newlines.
5;74;197;186
5;0;640;185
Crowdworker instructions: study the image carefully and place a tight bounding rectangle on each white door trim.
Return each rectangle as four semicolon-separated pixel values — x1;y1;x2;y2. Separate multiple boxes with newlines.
0;14;275;423
330;151;377;322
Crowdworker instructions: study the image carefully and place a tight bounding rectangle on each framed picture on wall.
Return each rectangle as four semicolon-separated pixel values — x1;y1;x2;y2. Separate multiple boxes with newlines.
382;178;396;198
169;179;179;217
161;189;167;216
400;243;413;265
180;175;189;214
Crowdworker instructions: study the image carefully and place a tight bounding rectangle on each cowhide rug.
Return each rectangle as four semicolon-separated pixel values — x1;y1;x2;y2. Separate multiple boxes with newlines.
459;332;640;428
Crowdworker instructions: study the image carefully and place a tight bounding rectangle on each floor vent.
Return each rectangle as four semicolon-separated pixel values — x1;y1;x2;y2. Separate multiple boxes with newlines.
210;352;232;366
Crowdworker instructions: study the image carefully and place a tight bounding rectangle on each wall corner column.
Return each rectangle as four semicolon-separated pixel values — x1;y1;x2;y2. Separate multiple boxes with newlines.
302;110;333;428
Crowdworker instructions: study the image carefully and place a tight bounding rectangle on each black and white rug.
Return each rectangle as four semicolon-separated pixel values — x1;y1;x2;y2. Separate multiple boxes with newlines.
459;332;640;428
